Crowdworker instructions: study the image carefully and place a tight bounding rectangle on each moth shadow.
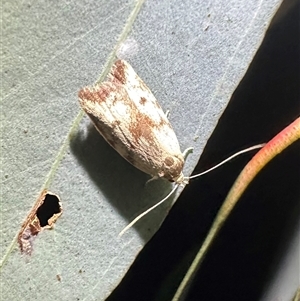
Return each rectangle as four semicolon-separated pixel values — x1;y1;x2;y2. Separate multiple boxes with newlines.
70;119;174;241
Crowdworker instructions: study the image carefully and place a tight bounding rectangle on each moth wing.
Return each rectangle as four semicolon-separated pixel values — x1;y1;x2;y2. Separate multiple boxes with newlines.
78;60;184;181
108;60;182;152
109;61;166;122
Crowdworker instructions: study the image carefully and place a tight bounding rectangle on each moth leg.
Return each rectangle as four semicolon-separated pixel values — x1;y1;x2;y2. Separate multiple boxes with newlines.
145;175;159;185
182;147;193;159
177;147;194;185
164;110;170;118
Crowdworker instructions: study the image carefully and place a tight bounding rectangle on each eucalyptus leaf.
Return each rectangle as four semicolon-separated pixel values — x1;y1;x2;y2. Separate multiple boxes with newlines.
1;0;283;300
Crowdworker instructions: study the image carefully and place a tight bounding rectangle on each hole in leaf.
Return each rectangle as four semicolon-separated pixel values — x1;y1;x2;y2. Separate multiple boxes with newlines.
18;190;62;255
36;193;61;227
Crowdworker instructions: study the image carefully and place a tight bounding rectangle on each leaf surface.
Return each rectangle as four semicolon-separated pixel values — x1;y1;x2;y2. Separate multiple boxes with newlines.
1;0;282;299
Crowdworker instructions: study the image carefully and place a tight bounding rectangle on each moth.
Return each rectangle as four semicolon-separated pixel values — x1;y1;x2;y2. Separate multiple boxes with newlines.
78;60;265;235
78;60;187;184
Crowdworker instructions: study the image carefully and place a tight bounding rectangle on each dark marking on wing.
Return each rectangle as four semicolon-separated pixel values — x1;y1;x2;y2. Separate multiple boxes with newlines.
140;97;147;105
129;111;156;144
79;84;112;104
112;60;126;85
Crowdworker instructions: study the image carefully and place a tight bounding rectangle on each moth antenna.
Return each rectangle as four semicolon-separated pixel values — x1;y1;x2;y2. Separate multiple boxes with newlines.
119;183;180;236
189;144;265;180
119;143;265;237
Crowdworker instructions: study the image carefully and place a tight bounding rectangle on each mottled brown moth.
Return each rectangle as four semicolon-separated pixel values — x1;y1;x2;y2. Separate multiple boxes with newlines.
79;59;187;184
78;60;264;235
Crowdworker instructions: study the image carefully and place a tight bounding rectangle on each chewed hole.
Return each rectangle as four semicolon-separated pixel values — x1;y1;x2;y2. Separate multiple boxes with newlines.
18;190;62;255
36;193;61;227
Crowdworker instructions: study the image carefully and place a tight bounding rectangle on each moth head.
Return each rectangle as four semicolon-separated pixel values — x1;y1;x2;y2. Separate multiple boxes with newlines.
160;155;185;184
